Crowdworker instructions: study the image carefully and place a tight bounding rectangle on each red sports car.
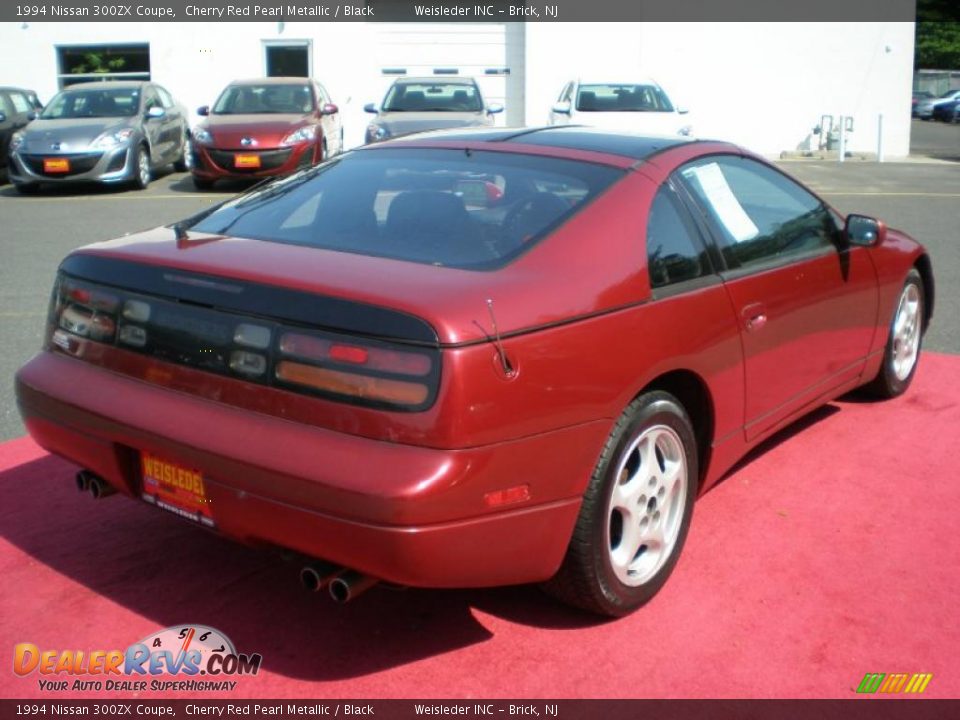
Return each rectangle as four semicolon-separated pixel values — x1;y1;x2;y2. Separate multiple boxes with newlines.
16;127;933;616
189;77;343;189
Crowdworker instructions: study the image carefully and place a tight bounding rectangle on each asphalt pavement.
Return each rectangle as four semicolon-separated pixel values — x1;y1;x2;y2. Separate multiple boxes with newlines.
1;121;957;441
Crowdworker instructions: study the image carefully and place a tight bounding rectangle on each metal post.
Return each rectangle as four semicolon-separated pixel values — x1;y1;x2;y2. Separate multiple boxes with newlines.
877;114;885;162
838;115;846;163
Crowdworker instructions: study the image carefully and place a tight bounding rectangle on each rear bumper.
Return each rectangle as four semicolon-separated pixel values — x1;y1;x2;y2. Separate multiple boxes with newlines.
16;351;596;587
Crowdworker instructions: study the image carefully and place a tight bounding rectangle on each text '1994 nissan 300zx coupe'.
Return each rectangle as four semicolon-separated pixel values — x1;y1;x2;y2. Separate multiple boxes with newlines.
16;127;933;616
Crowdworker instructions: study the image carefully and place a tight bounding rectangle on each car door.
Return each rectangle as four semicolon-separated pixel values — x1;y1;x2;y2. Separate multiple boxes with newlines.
155;85;185;161
315;82;340;156
675;154;878;441
550;82;575;126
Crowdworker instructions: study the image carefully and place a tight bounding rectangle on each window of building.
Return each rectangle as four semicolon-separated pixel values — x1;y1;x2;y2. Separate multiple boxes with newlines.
56;44;150;88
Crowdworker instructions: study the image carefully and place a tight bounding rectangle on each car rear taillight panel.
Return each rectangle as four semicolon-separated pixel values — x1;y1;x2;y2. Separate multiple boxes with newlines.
47;269;441;412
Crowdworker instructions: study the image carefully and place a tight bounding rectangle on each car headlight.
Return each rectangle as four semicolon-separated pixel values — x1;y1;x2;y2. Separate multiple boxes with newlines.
281;125;317;146
192;127;213;145
9;131;25;153
367;124;389;142
92;128;135;149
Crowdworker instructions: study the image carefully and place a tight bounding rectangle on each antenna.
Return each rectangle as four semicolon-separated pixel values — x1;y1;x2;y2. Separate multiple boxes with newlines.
486;298;513;376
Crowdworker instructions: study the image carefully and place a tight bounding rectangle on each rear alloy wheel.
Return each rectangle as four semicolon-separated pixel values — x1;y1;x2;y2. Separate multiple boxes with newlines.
864;269;924;398
543;391;698;616
173;133;191;172
133;145;151;190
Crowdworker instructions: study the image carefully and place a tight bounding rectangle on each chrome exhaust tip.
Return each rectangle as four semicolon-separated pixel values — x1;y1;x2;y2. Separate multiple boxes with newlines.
329;571;378;604
299;561;343;593
86;474;117;500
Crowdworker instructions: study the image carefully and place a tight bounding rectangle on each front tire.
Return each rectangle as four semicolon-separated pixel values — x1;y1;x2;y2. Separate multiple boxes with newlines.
191;174;214;190
543;391;698;616
13;181;39;195
132;145;151;190
173;132;191;172
863;269;924;398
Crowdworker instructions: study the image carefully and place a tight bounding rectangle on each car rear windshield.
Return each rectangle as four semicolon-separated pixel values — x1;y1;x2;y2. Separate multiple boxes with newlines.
383;83;483;112
189;148;623;270
577;84;674;112
213;84;314;114
40;88;140;119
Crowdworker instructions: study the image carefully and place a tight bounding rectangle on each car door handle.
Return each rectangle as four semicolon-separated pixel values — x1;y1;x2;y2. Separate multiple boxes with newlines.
741;303;768;332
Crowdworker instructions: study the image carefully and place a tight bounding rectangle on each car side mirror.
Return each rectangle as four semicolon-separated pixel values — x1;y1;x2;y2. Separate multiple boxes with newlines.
197;106;210;117
27;110;38;121
321;103;339;116
0;112;6;124
551;101;572;115
363;103;378;114
845;214;886;247
146;106;165;120
487;103;504;115
677;106;689;115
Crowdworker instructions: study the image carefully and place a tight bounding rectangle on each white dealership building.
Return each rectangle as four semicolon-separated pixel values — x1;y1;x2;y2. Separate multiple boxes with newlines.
2;21;915;156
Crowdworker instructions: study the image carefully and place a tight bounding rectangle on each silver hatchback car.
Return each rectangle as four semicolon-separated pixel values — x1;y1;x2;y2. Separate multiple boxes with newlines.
8;81;189;193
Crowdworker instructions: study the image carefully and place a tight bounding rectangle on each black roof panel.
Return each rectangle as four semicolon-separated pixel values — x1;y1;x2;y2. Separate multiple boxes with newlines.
512;126;693;159
384;125;693;161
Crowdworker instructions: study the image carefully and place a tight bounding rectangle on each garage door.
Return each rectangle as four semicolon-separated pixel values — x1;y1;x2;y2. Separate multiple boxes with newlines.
374;23;525;126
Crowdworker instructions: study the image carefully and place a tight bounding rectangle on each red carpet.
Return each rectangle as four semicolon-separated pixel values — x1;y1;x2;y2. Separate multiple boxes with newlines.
1;353;958;699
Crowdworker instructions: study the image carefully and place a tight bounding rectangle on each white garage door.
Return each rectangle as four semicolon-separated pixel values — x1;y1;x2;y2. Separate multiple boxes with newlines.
374;23;525;126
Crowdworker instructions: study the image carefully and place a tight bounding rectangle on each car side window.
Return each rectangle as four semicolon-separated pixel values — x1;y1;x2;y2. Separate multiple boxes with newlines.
143;88;162;111
678;156;838;270
0;93;12;116
9;92;32;113
559;83;573;102
155;86;175;109
646;184;712;289
315;84;329;104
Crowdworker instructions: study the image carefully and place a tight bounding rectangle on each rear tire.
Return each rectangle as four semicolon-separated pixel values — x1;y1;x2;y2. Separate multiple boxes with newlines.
543;391;698;617
173;132;191;172
863;269;924;398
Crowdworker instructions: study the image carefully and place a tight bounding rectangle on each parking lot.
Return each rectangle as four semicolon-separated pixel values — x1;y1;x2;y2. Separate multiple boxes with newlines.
1;123;959;442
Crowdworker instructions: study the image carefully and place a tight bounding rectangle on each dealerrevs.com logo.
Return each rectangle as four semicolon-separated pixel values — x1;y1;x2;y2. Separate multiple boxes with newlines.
13;625;262;692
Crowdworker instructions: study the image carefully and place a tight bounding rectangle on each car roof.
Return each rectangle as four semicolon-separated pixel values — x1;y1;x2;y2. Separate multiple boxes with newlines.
390;76;477;85
61;81;148;90
229;77;312;86
382;125;697;162
0;86;37;93
576;78;661;86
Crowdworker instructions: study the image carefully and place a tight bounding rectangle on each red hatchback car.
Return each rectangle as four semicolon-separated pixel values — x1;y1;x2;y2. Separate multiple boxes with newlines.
16;127;933;616
190;77;343;189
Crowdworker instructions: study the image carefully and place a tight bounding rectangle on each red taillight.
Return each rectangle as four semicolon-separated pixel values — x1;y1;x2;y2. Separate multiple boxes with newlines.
276;360;430;406
280;332;432;376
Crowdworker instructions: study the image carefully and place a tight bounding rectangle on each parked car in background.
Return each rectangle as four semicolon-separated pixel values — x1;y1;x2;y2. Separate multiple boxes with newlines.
549;79;692;137
190;77;343;190
7;81;188;194
363;76;502;143
914;88;960;120
15;127;932;617
911;90;934;116
0;86;41;179
931;97;960;123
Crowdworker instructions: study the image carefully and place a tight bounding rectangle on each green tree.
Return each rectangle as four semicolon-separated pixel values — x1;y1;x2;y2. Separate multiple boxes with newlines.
71;51;126;75
915;1;960;69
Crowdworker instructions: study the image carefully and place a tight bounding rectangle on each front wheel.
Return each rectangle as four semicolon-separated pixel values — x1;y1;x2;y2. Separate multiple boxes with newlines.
173;132;191;172
543;391;698;616
863;269;924;398
132;145;151;190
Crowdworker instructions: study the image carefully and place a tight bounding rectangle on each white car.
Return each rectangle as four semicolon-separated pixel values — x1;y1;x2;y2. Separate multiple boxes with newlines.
549;79;692;137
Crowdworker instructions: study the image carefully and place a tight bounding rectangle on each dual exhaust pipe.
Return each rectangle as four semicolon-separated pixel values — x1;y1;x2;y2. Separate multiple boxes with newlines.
76;470;117;500
77;469;376;604
300;561;379;604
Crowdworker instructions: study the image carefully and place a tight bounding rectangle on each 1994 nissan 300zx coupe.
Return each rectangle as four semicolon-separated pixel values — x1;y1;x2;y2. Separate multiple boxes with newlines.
15;127;933;616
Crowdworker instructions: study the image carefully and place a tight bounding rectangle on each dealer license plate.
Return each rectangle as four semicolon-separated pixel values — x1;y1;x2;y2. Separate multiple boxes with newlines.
234;154;261;169
140;452;215;527
43;158;70;173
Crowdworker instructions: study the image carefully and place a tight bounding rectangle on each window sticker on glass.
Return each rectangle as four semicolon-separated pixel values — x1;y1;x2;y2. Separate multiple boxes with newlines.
683;163;759;243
